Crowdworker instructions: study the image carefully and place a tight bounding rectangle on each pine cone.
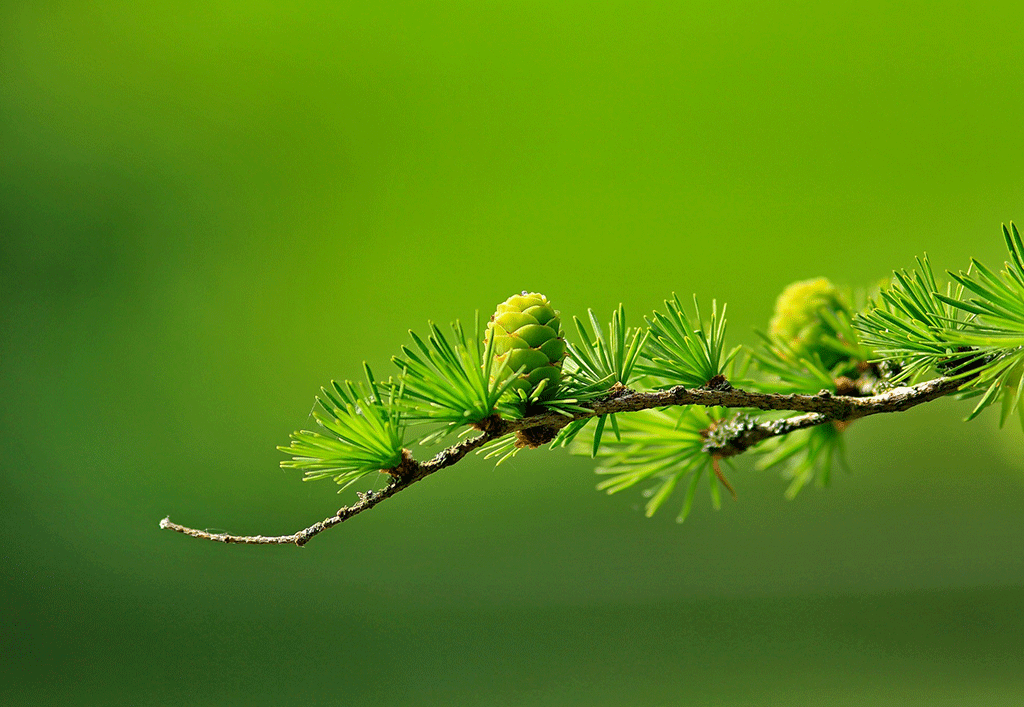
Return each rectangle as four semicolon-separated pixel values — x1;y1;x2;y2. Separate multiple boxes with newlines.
769;277;851;369
485;292;565;401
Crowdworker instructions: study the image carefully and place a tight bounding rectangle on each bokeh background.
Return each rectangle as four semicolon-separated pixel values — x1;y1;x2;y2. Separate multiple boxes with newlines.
3;2;1024;705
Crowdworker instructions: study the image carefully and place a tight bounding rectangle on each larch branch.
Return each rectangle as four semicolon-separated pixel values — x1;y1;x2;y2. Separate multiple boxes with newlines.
159;375;965;546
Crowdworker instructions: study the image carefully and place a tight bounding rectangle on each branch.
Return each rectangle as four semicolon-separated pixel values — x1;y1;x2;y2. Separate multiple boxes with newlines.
159;375;965;546
159;430;499;546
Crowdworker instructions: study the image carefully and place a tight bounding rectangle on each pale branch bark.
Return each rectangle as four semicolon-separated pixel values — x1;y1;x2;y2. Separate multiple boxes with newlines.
159;430;499;546
507;376;965;435
159;375;966;547
688;375;967;457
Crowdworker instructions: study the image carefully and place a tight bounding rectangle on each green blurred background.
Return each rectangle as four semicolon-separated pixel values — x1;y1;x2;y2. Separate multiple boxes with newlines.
3;2;1024;704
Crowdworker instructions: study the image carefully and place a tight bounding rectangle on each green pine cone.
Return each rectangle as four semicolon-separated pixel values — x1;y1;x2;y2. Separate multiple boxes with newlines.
769;277;851;370
485;292;565;401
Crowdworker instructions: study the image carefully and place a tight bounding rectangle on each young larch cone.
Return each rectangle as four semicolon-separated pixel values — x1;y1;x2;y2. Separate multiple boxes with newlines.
769;277;851;370
485;292;565;401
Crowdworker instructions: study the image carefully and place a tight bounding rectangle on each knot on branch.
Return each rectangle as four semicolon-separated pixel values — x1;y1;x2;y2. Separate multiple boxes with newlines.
605;381;631;399
701;413;762;457
387;449;420;479
515;425;560;449
704;374;733;391
472;414;507;436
